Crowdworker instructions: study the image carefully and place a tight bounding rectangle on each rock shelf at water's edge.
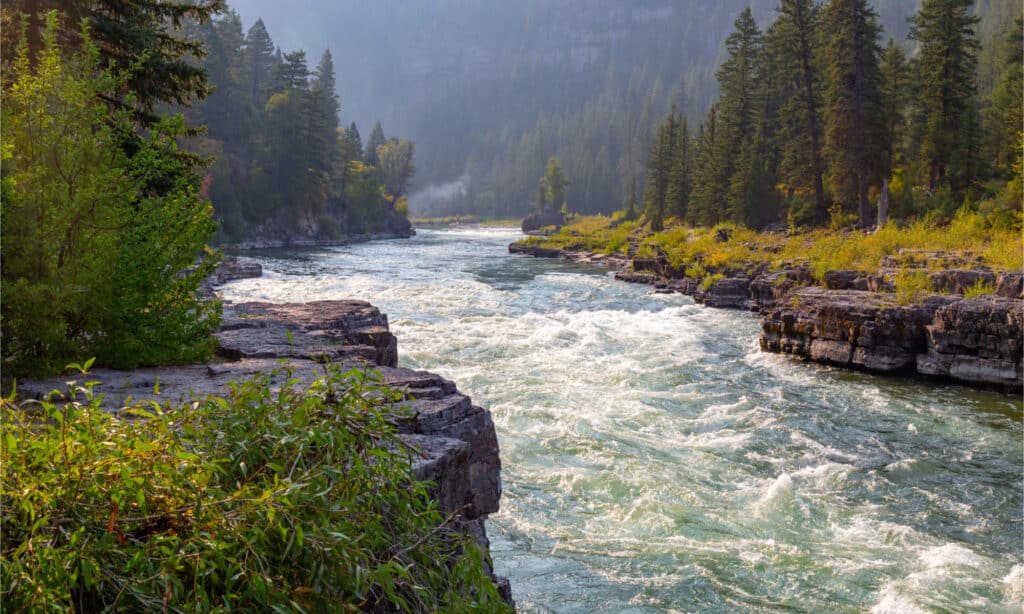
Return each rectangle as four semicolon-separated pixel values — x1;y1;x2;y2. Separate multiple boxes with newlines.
18;296;513;607
510;242;1023;390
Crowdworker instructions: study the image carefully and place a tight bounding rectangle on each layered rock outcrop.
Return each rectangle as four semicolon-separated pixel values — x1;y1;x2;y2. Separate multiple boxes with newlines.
512;240;1022;390
18;299;512;605
760;288;1023;388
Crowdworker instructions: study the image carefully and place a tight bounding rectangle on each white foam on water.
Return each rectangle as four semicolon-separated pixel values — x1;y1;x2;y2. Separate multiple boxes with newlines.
918;543;985;570
759;473;794;507
870;586;930;614
790;462;854;481
831;517;919;548
790;431;862;463
1004;564;1024;601
884;458;918;472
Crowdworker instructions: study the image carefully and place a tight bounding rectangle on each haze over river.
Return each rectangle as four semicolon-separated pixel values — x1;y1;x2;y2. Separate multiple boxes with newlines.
221;227;1023;613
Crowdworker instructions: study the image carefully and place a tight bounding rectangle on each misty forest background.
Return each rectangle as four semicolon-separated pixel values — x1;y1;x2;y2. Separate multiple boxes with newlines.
226;0;1021;220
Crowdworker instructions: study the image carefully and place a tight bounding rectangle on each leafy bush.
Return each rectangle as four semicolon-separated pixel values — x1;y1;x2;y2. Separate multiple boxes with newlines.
700;273;725;291
828;204;858;231
894;270;932;305
1;364;510;613
1;15;219;377
964;279;997;298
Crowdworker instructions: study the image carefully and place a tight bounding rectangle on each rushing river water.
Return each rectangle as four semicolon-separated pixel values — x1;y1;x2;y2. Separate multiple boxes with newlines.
221;227;1022;613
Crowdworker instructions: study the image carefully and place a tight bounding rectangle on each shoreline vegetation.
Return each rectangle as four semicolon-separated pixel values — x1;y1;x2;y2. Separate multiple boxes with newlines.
510;211;1023;390
410;216;521;229
2;362;510;612
516;209;1020;286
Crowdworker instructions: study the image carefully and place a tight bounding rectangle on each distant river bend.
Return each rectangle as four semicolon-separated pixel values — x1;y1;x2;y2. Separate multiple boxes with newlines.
221;227;1023;613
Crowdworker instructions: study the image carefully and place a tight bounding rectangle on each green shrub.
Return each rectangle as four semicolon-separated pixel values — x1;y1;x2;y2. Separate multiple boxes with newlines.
894;270;932;305
828;204;858;231
964;279;997;298
1;14;220;377
1;364;510;613
700;273;725;291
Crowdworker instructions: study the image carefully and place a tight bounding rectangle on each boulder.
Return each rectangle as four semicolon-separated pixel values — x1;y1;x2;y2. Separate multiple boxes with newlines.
996;272;1024;299
928;269;996;294
916;296;1023;387
760;287;958;373
508;243;563;258
702;277;752;309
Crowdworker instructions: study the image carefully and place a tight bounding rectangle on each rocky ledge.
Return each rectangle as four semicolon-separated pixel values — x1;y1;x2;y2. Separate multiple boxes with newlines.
18;299;513;606
512;241;1022;390
760;288;1023;389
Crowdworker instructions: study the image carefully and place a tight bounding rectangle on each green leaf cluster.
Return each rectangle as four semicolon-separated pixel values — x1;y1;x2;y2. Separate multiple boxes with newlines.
1;365;511;612
1;13;220;377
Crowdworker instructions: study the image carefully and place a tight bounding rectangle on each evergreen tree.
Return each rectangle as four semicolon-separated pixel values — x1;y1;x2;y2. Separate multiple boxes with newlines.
909;0;981;189
710;8;764;225
772;0;827;221
2;12;219;375
666;116;693;220
1;0;223;122
689;104;720;226
244;19;276;108
365;121;386;166
823;0;886;227
345;122;363;156
273;50;310;92
983;18;1023;171
879;39;912;178
644;108;680;230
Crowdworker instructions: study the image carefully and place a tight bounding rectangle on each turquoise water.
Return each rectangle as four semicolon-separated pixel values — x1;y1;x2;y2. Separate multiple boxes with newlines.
221;227;1023;613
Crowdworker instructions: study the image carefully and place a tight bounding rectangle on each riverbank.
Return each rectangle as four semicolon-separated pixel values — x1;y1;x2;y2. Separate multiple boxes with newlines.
15;281;514;608
219;230;415;251
510;217;1023;390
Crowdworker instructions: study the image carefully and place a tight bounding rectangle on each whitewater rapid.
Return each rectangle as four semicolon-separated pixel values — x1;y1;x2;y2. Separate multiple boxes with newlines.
220;227;1022;613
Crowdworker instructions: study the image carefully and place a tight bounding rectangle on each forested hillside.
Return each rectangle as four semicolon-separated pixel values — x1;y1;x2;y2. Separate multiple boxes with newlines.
230;0;1020;218
638;0;1022;231
181;12;413;244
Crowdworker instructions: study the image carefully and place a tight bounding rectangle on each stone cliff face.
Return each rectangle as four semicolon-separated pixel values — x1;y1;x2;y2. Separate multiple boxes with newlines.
760;288;1023;388
19;298;512;605
223;211;414;250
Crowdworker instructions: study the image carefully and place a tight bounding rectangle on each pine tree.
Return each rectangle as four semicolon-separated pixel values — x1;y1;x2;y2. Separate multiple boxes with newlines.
983;18;1023;171
689;104;720;226
273;50;310;92
365;121;386;166
909;0;981;189
879;39;912;178
710;8;764;225
244;19;276;108
666;116;692;220
823;0;886;227
772;0;827;221
644;107;680;230
2;0;223;121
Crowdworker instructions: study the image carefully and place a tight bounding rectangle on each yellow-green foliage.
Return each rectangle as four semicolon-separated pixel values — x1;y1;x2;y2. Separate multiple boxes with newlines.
964;279;997;298
701;273;725;291
525;215;639;255
894;270;932;305
1;364;511;612
514;205;1022;281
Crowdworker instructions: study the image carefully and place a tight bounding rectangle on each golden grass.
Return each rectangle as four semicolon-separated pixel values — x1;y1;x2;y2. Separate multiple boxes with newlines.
517;208;1022;279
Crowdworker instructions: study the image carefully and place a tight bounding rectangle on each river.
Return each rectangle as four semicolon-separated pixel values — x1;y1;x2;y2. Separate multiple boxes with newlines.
220;227;1023;613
